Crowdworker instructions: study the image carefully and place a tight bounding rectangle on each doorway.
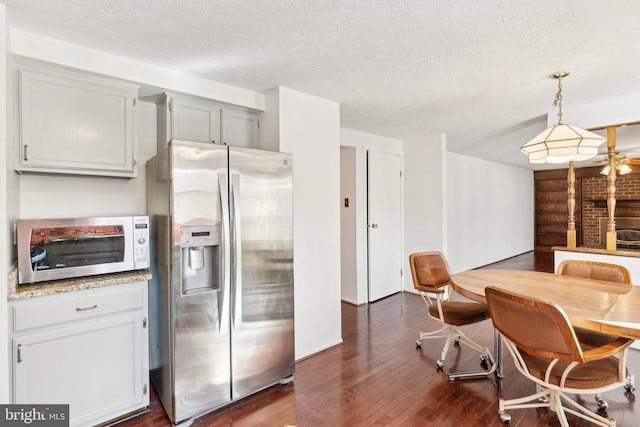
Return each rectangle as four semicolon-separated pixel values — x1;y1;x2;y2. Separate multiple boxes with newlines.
340;146;403;304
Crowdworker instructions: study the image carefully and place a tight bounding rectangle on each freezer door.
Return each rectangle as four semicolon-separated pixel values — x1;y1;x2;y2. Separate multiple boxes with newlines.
170;140;232;421
229;147;295;400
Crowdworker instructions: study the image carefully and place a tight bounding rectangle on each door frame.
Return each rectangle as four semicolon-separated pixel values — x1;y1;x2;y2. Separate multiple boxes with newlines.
339;142;404;305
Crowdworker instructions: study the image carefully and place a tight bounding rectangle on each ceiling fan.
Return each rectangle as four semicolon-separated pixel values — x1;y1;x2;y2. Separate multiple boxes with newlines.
588;122;640;174
592;151;640;175
593;151;640;164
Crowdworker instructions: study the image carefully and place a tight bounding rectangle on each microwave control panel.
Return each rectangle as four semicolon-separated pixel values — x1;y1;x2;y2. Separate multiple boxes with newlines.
133;215;150;269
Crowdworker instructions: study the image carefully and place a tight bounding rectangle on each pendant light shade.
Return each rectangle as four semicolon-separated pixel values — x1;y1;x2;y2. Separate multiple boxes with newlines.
521;123;606;164
521;72;606;164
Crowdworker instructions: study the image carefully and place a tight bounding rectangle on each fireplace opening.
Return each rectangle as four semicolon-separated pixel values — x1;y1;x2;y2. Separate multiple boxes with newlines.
599;217;640;250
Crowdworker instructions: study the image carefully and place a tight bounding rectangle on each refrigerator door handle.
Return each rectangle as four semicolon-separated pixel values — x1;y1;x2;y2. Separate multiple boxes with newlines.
218;172;231;334
231;173;243;330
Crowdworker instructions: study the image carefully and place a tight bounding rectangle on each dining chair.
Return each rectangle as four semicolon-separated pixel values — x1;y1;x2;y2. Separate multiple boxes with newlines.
408;251;492;377
485;286;633;427
557;259;636;408
557;259;631;285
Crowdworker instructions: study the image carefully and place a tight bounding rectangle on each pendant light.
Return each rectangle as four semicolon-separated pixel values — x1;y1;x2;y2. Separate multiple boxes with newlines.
521;72;606;164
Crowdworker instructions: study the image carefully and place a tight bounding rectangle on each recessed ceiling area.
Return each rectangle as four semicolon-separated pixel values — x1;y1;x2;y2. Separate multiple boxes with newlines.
1;0;640;170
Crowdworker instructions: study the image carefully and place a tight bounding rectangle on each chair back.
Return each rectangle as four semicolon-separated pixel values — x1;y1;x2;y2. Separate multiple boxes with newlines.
409;252;453;292
557;259;630;285
485;286;584;362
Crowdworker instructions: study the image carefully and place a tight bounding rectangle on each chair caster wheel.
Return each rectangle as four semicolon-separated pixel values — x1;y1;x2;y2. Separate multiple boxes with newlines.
480;354;488;362
416;340;422;348
596;397;608;409
625;374;635;393
498;411;511;424
538;396;549;403
436;359;444;368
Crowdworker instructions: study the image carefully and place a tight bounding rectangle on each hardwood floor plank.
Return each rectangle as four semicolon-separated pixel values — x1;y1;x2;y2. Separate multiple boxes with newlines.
120;251;637;426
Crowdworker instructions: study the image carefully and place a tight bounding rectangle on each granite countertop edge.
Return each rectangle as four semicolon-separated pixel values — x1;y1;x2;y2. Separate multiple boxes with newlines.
7;264;152;300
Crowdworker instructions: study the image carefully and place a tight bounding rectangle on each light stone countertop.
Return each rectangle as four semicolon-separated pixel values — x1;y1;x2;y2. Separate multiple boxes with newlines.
7;263;152;300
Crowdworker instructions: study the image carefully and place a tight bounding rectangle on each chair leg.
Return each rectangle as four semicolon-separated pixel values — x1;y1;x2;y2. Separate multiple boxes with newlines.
415;325;450;348
551;391;571;427
438;328;457;368
451;327;491;361
557;391;616;427
498;388;551;425
415;324;492;376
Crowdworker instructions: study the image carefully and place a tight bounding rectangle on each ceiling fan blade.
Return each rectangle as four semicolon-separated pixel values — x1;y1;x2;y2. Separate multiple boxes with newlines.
628;158;640;165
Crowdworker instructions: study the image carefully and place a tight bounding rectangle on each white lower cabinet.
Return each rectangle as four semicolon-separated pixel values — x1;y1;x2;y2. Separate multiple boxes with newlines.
9;281;149;427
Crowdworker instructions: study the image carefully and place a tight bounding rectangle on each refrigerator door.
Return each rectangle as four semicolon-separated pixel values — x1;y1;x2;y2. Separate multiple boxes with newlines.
170;140;232;421
229;147;295;399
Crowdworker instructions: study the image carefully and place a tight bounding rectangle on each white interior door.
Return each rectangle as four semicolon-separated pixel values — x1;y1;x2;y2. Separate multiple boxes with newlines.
367;150;402;302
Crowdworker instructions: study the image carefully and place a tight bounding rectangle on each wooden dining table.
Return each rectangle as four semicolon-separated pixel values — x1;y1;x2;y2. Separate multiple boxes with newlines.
450;269;640;378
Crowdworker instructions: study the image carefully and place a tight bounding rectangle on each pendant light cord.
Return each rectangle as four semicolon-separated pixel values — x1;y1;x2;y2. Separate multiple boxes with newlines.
553;76;563;124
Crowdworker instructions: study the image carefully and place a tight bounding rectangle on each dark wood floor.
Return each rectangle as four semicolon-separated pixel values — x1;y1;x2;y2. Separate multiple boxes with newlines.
120;251;639;426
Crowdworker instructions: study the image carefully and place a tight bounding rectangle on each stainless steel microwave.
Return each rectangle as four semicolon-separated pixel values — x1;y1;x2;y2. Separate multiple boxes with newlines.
16;216;150;285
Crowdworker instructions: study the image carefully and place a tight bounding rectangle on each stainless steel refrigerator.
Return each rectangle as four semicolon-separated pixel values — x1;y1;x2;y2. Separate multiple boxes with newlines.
146;140;294;424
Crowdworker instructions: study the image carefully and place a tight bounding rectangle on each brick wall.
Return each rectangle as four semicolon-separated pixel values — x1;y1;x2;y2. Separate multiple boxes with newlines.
581;172;640;245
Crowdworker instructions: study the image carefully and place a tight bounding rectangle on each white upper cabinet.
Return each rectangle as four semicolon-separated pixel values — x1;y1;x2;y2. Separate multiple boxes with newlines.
157;93;259;152
172;96;221;144
221;108;259;148
16;66;139;178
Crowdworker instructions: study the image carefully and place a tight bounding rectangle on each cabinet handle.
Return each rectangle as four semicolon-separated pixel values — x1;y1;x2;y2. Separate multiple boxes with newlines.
17;344;22;363
23;145;28;161
76;304;98;312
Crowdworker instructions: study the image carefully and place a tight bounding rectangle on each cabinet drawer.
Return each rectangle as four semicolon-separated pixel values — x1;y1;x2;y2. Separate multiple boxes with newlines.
11;284;144;333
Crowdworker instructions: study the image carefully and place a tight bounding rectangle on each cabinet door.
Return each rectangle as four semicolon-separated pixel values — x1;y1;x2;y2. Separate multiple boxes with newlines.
17;68;138;177
171;96;221;144
13;314;145;427
221;108;259;148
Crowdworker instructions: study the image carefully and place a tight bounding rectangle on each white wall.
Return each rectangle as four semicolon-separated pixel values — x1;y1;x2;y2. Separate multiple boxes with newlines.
340;128;402;304
262;87;342;359
403;134;447;290
446;153;534;273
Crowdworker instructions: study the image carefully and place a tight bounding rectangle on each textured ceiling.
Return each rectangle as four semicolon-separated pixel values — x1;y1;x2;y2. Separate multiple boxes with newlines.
2;0;640;170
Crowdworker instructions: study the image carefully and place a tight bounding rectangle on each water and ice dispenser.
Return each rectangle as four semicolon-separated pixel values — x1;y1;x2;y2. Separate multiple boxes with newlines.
180;225;221;294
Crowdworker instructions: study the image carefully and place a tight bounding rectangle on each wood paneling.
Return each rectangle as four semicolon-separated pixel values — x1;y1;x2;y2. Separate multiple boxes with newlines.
534;169;582;251
535;165;640;248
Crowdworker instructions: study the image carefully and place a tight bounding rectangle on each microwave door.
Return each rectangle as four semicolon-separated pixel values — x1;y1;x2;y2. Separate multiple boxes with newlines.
16;216;140;285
